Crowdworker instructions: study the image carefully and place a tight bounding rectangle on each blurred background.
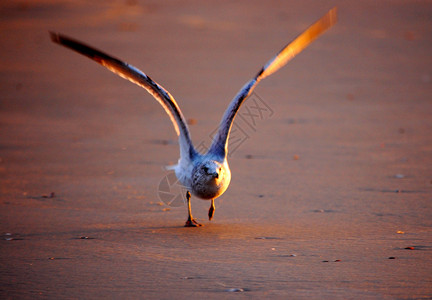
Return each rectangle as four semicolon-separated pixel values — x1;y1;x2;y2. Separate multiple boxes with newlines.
1;1;431;298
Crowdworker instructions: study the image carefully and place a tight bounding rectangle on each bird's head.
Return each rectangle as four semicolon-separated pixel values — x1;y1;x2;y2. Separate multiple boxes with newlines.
200;160;222;181
191;160;231;199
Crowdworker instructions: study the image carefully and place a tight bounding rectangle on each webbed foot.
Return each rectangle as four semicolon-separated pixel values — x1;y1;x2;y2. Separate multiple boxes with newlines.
185;218;202;227
185;191;202;227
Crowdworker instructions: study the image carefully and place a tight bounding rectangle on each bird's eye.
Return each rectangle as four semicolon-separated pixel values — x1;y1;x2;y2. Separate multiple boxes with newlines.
203;167;209;173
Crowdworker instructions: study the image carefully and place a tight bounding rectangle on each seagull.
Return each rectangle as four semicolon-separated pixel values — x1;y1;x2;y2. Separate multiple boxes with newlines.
50;8;337;227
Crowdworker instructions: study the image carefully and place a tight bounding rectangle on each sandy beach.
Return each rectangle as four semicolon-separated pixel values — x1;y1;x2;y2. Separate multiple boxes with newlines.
1;1;431;299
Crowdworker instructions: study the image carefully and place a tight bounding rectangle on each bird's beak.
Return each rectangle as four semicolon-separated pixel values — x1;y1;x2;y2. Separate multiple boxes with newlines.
212;172;219;179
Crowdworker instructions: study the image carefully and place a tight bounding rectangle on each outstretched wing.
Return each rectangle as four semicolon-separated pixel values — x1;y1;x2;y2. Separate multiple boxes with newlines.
50;32;196;160
209;7;337;157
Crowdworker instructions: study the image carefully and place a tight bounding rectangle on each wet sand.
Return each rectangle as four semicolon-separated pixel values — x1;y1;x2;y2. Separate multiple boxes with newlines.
1;1;431;299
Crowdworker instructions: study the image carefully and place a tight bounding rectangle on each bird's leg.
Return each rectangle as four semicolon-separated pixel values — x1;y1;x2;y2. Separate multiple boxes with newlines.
184;191;202;227
208;199;215;221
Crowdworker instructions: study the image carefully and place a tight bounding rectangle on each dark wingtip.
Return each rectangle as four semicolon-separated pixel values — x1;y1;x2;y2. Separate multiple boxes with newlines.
47;32;124;66
49;31;60;44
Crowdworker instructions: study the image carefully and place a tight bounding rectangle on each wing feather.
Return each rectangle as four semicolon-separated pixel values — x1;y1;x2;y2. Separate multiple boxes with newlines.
50;32;196;160
209;7;337;157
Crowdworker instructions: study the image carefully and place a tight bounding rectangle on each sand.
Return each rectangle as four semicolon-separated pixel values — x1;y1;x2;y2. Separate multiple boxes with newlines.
1;1;431;299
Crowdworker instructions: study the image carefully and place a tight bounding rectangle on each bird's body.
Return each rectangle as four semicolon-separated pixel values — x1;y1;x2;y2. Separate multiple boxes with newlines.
178;156;231;200
50;8;337;227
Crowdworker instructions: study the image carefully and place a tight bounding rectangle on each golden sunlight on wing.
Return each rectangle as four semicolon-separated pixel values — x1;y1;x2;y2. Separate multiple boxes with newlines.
259;7;337;80
209;7;337;157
